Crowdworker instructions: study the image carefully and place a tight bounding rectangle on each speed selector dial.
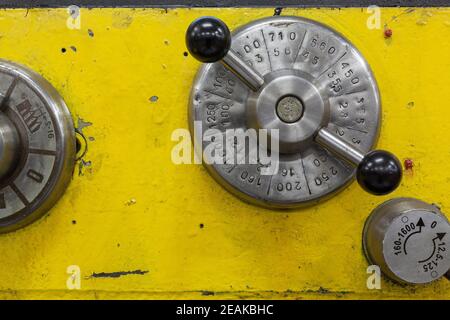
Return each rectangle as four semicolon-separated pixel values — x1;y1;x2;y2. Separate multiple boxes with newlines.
363;198;450;285
0;60;75;233
186;16;402;207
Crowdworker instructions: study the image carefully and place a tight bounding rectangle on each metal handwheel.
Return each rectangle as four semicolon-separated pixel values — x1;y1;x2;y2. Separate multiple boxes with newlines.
186;16;402;208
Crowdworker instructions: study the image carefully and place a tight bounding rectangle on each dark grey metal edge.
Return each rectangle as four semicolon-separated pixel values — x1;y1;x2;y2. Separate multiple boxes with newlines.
0;0;448;9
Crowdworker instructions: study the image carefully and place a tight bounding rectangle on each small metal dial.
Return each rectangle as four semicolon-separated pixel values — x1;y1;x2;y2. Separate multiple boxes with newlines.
0;60;75;233
363;198;450;285
187;16;401;207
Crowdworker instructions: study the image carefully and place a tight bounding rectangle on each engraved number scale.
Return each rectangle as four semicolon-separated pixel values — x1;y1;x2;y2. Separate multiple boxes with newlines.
187;16;402;207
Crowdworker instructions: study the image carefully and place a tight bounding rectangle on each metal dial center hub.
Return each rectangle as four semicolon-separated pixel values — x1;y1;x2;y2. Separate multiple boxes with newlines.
190;16;381;207
0;114;20;179
246;69;327;154
276;95;304;123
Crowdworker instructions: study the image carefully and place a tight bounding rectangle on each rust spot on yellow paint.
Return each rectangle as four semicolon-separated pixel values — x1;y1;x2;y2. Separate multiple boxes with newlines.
125;198;137;206
112;12;133;29
404;159;414;171
89;270;149;279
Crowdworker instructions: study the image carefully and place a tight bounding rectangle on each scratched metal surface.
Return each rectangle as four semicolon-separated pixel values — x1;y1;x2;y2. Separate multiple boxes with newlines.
0;7;449;299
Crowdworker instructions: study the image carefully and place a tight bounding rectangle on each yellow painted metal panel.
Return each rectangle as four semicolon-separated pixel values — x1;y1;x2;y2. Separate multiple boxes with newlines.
0;7;449;299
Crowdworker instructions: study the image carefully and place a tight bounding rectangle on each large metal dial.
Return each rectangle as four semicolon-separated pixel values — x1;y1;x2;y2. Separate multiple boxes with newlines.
363;198;450;285
0;60;75;233
187;16;401;207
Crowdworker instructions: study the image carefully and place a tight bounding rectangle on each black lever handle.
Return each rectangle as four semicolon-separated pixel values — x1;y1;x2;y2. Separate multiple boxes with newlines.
356;150;402;195
186;16;231;63
186;16;264;91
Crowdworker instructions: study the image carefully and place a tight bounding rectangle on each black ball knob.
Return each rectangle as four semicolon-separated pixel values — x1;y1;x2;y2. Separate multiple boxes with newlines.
186;16;231;63
357;150;402;195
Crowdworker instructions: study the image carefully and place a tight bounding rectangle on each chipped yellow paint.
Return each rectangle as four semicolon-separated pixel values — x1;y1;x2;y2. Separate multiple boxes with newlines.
0;7;449;300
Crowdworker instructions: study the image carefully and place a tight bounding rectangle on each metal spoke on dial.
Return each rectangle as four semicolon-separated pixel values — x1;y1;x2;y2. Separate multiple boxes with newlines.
222;50;264;91
316;128;364;166
186;16;264;91
316;127;402;195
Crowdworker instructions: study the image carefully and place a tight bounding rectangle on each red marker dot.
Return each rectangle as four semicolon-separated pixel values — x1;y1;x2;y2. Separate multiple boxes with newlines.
404;159;414;170
384;28;393;38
